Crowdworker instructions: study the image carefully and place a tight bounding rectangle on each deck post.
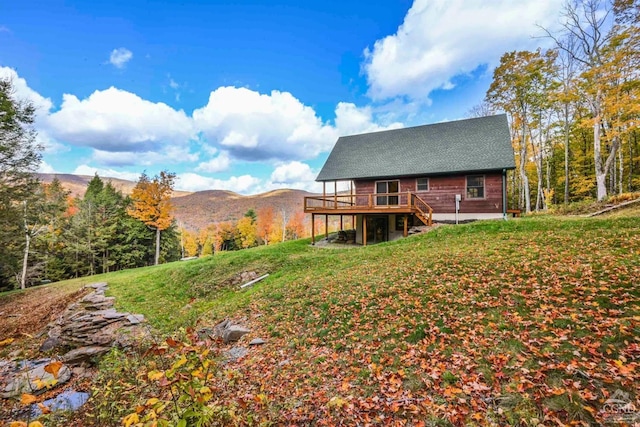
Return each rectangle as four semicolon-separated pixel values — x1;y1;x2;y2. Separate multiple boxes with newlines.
502;169;507;220
334;181;338;208
368;194;372;208
325;215;328;239
363;214;367;246
311;213;315;245
322;182;326;208
403;215;408;237
340;215;343;231
407;191;411;208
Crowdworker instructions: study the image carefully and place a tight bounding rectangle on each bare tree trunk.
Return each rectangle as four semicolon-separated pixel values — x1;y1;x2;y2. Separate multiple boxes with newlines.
618;145;623;195
630;133;635;192
21;229;30;290
155;227;161;265
546;156;552;207
281;209;287;242
521;122;531;213
594;101;607;201
564;104;571;203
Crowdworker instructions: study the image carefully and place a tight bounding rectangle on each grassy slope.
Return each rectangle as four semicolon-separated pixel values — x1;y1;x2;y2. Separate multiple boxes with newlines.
103;215;638;425
3;214;639;425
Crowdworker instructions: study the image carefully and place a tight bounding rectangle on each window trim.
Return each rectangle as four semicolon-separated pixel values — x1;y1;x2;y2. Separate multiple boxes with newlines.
466;175;486;200
416;177;429;192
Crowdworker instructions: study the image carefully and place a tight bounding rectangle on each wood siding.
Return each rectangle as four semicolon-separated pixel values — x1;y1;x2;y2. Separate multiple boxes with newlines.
354;173;504;214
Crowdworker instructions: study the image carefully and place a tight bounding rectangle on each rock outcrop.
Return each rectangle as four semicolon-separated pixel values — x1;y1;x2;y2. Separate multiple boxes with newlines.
1;282;147;404
1;359;72;398
40;282;148;364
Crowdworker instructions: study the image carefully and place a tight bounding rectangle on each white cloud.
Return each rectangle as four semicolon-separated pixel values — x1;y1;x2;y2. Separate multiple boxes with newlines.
0;66;53;116
261;161;320;193
193;86;338;161
334;102;403;136
91;150;141;167
73;164;141;182
47;87;195;152
270;161;316;185
176;172;261;193
38;161;56;174
195;151;231;173
109;48;133;68
0;66;65;155
193;87;405;163
363;0;563;101
0;26;10;33
2;69;407;195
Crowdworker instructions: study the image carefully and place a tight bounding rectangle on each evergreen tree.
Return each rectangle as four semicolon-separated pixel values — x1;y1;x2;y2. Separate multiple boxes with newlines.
0;78;42;289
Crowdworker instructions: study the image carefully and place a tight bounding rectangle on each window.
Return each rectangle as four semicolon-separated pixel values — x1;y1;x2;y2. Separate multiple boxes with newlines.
375;180;399;205
416;177;429;191
466;175;485;199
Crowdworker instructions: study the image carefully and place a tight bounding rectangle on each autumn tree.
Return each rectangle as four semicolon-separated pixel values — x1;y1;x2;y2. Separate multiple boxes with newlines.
180;227;199;257
545;0;618;200
216;221;238;251
486;49;557;212
128;171;176;265
256;206;275;245
552;36;581;203
286;211;306;240
236;209;257;249
271;210;285;244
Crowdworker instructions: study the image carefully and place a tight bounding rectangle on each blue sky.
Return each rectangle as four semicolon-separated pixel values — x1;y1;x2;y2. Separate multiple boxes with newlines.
1;0;564;193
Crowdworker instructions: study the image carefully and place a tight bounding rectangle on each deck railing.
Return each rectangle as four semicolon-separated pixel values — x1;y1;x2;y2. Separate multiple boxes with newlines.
304;191;430;214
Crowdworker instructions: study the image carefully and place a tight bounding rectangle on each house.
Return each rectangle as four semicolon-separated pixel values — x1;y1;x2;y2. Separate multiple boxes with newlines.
304;114;516;245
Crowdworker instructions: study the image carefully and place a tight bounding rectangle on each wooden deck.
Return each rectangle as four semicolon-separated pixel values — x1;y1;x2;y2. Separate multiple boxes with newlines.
304;192;433;246
304;192;433;224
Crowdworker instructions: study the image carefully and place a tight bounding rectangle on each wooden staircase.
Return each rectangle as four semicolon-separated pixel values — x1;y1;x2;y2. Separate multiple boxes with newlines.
411;194;433;226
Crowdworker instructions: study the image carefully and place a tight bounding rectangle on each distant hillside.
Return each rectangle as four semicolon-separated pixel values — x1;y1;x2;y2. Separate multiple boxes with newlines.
172;188;313;230
37;173;313;231
37;173;192;198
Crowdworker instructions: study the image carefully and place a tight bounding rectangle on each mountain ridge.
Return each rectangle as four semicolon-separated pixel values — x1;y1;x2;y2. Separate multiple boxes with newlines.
37;173;313;231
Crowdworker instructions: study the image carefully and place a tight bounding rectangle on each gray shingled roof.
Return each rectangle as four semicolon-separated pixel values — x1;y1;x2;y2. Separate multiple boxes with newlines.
316;114;515;181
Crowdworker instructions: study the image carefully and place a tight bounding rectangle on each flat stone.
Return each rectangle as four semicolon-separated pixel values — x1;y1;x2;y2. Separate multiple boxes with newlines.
126;314;144;324
30;389;90;417
1;362;71;398
81;296;115;306
249;338;266;346
61;346;110;365
103;311;127;320
225;347;248;362
223;325;251;343
39;337;61;353
212;319;231;338
86;282;108;290
197;327;214;340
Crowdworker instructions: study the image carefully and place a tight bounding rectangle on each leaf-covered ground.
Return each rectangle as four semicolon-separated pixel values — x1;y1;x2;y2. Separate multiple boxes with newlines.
194;217;639;425
2;215;639;425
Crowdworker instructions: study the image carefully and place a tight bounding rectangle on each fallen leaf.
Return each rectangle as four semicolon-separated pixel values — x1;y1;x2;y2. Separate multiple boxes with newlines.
20;393;37;405
0;337;15;347
44;361;63;378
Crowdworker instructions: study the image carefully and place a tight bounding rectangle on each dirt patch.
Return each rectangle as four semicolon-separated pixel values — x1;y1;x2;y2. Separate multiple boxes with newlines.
0;285;90;344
